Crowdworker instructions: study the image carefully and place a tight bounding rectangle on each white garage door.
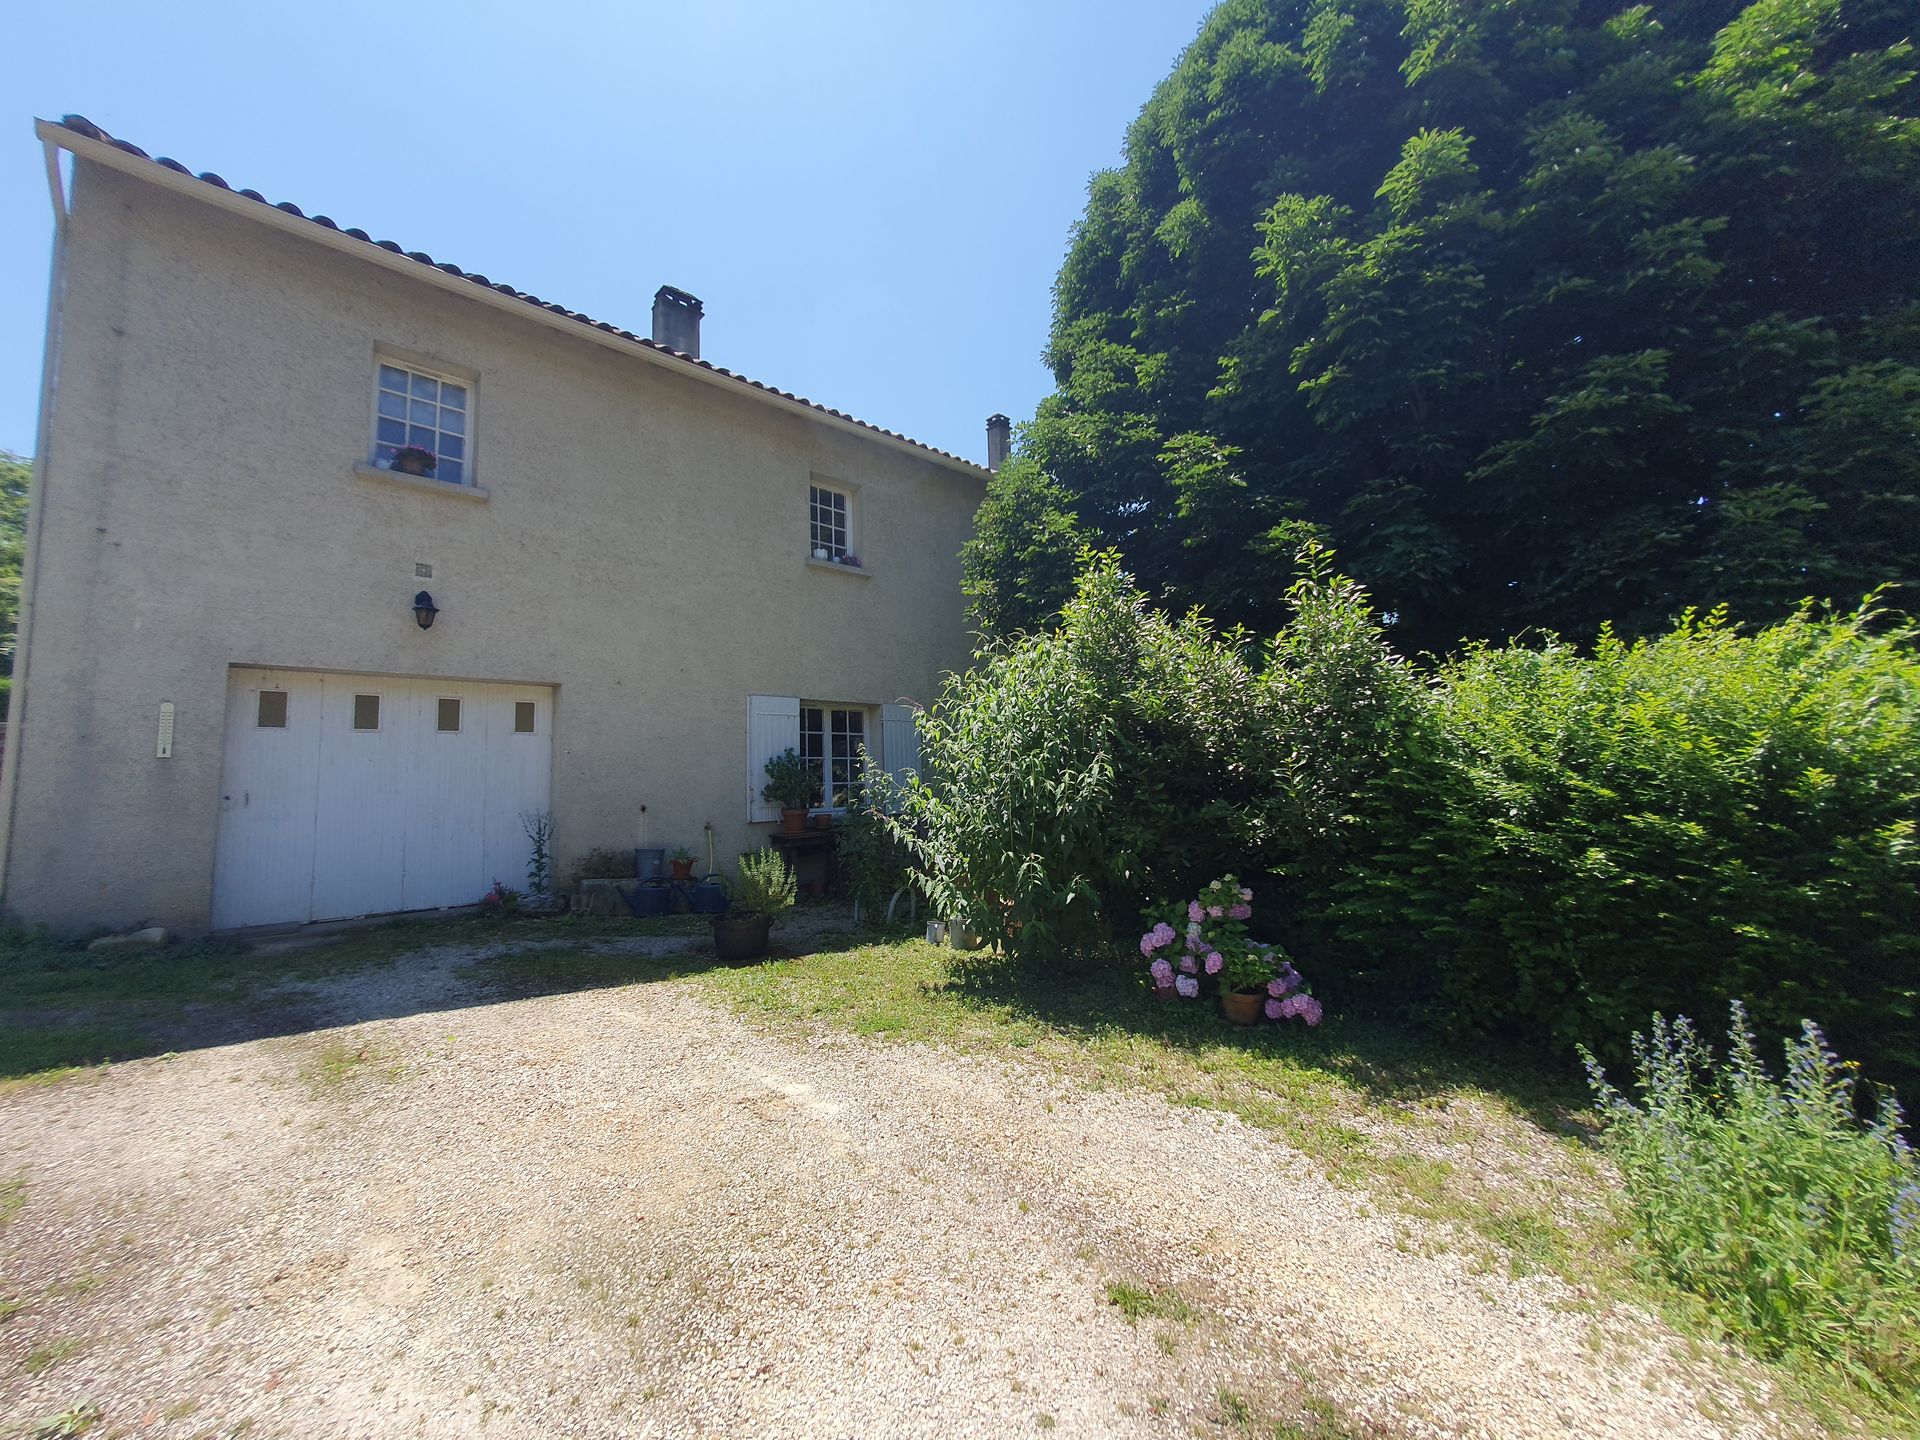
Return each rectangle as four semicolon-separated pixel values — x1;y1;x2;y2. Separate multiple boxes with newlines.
211;668;553;929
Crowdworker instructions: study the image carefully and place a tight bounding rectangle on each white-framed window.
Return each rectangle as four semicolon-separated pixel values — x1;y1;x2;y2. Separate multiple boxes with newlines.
801;703;867;809
807;475;864;567
809;483;853;561
371;359;471;486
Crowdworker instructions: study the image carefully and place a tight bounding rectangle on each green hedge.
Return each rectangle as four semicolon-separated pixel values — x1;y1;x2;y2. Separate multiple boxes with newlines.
899;553;1920;1083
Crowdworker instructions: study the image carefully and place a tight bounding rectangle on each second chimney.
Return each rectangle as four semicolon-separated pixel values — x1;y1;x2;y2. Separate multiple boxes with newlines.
651;285;703;358
986;413;1012;472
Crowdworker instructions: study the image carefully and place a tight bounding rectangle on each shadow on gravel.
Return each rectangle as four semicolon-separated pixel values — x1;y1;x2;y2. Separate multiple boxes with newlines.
934;950;1589;1138
0;901;870;1084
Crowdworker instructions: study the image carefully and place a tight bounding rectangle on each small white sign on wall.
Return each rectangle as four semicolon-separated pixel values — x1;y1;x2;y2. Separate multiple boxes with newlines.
156;701;175;759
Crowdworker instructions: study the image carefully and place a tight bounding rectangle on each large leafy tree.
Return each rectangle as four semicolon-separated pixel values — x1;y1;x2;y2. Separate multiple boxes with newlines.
979;0;1919;650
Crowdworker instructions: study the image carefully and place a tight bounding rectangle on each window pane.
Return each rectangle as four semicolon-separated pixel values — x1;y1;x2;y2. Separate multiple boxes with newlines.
409;372;438;400
375;443;399;466
408;425;436;449
439;459;464;485
378;390;407;419
439;434;464;459
377;417;406;445
379;365;409;391
353;694;380;730
257;691;288;728
514;701;536;734
440;382;467;408
410;398;437;425
439;406;465;435
437;697;461;732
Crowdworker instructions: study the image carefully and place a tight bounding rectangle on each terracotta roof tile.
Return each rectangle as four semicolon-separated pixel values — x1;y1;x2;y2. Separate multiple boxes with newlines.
50;114;986;474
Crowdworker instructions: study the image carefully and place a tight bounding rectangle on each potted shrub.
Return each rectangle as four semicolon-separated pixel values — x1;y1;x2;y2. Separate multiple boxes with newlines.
1139;874;1320;1028
669;845;696;881
390;444;437;477
711;848;796;963
761;748;821;836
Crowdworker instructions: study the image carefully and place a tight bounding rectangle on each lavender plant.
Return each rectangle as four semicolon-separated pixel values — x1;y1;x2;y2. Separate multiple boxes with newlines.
1582;1004;1920;1391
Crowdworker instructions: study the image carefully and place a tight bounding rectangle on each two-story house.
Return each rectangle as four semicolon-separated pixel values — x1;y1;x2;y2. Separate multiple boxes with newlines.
1;115;1005;935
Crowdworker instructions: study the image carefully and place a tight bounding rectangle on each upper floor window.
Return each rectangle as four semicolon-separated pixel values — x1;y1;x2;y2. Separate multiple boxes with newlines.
809;484;850;560
373;361;470;486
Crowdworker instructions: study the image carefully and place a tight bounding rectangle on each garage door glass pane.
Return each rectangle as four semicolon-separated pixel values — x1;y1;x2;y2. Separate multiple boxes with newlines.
437;697;461;732
257;691;288;728
353;694;380;730
514;701;536;733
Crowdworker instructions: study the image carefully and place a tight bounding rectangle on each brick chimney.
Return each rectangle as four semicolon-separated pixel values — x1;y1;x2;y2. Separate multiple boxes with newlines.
986;413;1012;472
651;286;703;358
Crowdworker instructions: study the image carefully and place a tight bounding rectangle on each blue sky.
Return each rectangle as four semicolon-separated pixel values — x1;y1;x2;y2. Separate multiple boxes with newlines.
0;1;1216;467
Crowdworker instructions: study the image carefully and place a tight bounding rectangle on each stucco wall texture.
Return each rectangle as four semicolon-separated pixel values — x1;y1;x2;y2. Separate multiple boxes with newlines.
0;158;984;934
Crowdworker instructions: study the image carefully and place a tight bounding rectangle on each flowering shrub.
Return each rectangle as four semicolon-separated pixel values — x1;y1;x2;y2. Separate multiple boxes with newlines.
478;880;520;917
1141;874;1319;1024
1583;1005;1920;1390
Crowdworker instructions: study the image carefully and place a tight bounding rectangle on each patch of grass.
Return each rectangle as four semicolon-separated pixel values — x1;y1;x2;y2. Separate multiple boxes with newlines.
295;1038;403;1094
0;910;717;1087
1104;1279;1196;1326
21;1335;86;1376
6;1404;103;1439
0;1177;22;1226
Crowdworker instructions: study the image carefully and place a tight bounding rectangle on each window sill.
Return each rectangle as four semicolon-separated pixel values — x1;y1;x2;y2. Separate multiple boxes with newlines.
806;557;871;578
353;462;490;502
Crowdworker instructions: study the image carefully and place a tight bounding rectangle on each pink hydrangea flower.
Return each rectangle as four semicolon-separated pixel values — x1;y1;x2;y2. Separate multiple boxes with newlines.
1267;977;1287;999
1204;952;1223;975
1277;994;1302;1019
1296;995;1323;1026
1179;954;1198;974
1228;903;1251;920
1174;975;1199;998
1149;958;1173;984
1264;998;1284;1020
1239;887;1252;901
1207;904;1223;918
1139;921;1176;955
1188;901;1203;923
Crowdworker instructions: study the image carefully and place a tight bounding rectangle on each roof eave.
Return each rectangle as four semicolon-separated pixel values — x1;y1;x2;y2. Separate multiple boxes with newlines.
35;118;990;483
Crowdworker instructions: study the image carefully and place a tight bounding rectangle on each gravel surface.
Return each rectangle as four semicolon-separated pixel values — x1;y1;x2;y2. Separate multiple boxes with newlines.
0;932;1807;1438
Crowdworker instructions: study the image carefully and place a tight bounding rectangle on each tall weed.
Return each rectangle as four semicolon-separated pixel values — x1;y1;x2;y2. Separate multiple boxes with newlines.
1583;1006;1920;1394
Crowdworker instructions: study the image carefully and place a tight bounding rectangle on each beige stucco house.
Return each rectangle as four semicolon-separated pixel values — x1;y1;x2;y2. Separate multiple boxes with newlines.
2;115;1000;935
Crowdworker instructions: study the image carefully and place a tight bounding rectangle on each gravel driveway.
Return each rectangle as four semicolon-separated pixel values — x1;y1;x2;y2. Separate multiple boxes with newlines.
0;934;1801;1439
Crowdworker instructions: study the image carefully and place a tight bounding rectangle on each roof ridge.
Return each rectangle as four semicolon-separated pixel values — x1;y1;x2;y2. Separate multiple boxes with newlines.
48;114;987;474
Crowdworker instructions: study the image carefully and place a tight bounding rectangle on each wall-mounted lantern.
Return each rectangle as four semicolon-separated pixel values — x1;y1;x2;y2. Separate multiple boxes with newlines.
412;591;439;630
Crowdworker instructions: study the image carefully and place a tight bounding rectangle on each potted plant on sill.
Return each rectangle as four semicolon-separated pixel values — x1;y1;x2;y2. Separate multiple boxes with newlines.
711;847;796;963
761;748;821;837
669;846;696;881
390;444;437;477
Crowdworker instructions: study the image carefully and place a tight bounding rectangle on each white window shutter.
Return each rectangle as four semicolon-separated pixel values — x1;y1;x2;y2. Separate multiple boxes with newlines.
747;694;801;822
880;703;921;790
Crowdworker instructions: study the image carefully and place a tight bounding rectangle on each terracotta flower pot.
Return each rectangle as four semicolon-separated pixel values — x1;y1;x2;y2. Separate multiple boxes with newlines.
781;808;808;837
1220;989;1264;1027
670;858;694;880
1152;981;1177;1004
